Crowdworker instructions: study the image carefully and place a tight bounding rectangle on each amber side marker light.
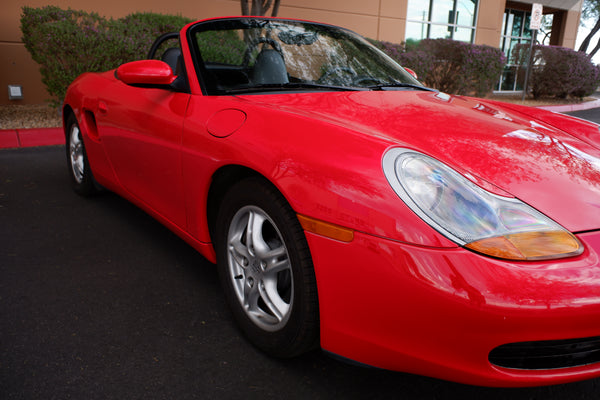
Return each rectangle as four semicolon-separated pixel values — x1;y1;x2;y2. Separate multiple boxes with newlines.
465;230;583;261
297;214;354;242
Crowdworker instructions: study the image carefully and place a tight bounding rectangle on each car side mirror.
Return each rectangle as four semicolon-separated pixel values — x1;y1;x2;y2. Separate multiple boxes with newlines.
116;60;177;87
404;67;418;80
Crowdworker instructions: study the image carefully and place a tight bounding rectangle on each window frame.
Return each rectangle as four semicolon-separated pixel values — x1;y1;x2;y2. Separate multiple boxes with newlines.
405;0;480;43
497;8;533;92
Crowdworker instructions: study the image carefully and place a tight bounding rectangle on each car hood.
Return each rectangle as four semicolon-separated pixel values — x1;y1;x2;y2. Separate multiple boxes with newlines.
237;90;600;232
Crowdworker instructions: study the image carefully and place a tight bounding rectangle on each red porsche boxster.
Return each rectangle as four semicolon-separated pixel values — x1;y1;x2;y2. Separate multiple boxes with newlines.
63;16;600;387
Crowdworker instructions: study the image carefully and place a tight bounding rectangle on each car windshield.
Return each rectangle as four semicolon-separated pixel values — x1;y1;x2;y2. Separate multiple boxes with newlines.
190;18;424;95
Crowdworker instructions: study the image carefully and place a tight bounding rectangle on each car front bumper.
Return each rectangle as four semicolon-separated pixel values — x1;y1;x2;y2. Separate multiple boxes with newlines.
306;229;600;387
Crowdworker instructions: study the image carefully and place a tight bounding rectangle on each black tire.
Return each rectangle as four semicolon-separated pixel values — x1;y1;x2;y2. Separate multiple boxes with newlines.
215;177;319;358
65;114;97;196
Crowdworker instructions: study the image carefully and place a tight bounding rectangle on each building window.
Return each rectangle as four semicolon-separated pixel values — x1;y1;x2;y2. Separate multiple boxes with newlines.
497;9;532;91
405;0;479;45
497;9;553;92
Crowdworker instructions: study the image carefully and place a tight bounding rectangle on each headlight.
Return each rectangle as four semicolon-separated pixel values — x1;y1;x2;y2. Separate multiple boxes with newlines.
382;148;583;261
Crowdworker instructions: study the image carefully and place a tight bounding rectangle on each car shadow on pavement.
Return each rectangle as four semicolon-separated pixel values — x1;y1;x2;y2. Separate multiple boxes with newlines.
1;146;599;399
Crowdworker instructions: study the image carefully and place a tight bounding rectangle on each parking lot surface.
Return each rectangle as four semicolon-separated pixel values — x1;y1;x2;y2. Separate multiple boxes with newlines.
2;107;600;399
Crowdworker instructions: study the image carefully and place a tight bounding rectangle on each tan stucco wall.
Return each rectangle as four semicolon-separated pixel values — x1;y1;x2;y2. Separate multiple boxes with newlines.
3;43;47;104
1;0;582;104
560;9;583;49
378;0;408;43
475;0;506;47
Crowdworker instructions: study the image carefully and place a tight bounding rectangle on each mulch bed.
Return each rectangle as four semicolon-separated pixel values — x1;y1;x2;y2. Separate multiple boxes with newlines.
0;104;62;130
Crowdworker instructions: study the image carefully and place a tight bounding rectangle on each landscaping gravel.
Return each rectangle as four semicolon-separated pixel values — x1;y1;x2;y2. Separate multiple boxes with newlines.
0;104;61;130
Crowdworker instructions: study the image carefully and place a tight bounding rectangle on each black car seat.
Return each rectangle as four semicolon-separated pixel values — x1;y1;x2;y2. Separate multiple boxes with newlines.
253;49;289;85
161;48;183;75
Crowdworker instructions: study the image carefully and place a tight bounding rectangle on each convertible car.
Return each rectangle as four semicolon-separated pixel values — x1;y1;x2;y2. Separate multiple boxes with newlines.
63;16;600;387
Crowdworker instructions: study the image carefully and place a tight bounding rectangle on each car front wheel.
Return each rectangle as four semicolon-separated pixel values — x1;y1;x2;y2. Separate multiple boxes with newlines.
215;177;319;357
65;114;96;196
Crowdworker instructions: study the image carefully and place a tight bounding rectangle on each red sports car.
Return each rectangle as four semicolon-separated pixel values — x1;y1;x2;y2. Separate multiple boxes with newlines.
63;16;600;387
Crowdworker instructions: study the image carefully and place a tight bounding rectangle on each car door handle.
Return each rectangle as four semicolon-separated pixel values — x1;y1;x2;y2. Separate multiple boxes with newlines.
98;101;108;114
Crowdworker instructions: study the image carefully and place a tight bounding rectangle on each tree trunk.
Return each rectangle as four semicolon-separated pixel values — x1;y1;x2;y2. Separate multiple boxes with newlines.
588;37;600;58
251;1;262;15
240;0;280;16
579;18;600;53
271;0;280;16
241;0;249;15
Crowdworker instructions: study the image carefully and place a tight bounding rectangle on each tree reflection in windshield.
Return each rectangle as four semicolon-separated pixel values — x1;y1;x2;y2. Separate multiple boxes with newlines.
191;18;421;94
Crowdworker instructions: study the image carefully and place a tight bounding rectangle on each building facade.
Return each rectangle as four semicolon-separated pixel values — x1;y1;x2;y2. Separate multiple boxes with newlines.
1;0;584;105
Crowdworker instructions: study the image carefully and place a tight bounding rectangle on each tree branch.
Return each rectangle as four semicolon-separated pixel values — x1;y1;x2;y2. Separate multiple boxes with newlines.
262;0;274;12
589;37;600;58
579;18;600;53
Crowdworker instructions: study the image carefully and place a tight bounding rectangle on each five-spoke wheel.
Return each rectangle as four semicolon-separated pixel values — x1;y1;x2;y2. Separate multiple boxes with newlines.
227;205;293;332
215;177;319;357
69;123;85;184
65;114;97;196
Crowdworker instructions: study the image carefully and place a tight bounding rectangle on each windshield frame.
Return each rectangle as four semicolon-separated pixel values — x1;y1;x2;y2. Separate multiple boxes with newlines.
187;17;424;96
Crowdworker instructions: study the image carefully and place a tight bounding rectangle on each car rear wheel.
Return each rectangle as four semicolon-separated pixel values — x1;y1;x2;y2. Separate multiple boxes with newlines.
215;177;319;357
65;114;96;196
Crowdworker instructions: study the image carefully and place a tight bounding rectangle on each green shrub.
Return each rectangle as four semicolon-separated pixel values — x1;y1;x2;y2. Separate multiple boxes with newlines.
528;45;600;99
21;6;192;105
196;30;247;65
396;50;435;85
373;38;506;97
461;44;507;97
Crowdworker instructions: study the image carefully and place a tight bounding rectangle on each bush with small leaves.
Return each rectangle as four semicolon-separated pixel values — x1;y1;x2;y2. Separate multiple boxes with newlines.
527;45;600;99
21;6;192;105
372;38;506;97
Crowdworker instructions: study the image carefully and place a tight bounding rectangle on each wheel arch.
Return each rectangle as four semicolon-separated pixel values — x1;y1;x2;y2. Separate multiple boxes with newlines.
210;167;320;356
206;164;281;243
62;104;75;138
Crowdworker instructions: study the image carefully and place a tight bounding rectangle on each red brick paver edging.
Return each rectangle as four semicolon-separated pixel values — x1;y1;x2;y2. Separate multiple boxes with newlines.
0;127;64;149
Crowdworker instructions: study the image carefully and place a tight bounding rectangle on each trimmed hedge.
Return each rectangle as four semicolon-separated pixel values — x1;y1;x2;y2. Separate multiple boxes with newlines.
26;6;596;102
373;38;506;97
530;45;600;99
21;6;192;105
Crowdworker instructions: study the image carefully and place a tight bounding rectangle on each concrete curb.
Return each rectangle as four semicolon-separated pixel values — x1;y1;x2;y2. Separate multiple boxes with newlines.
1;99;599;150
536;98;600;113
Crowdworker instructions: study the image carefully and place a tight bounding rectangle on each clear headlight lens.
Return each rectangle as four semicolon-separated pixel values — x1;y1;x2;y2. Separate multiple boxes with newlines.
382;148;583;261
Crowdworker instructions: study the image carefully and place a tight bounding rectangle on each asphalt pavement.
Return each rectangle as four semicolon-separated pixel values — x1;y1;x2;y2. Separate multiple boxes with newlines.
2;108;600;399
567;107;600;124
